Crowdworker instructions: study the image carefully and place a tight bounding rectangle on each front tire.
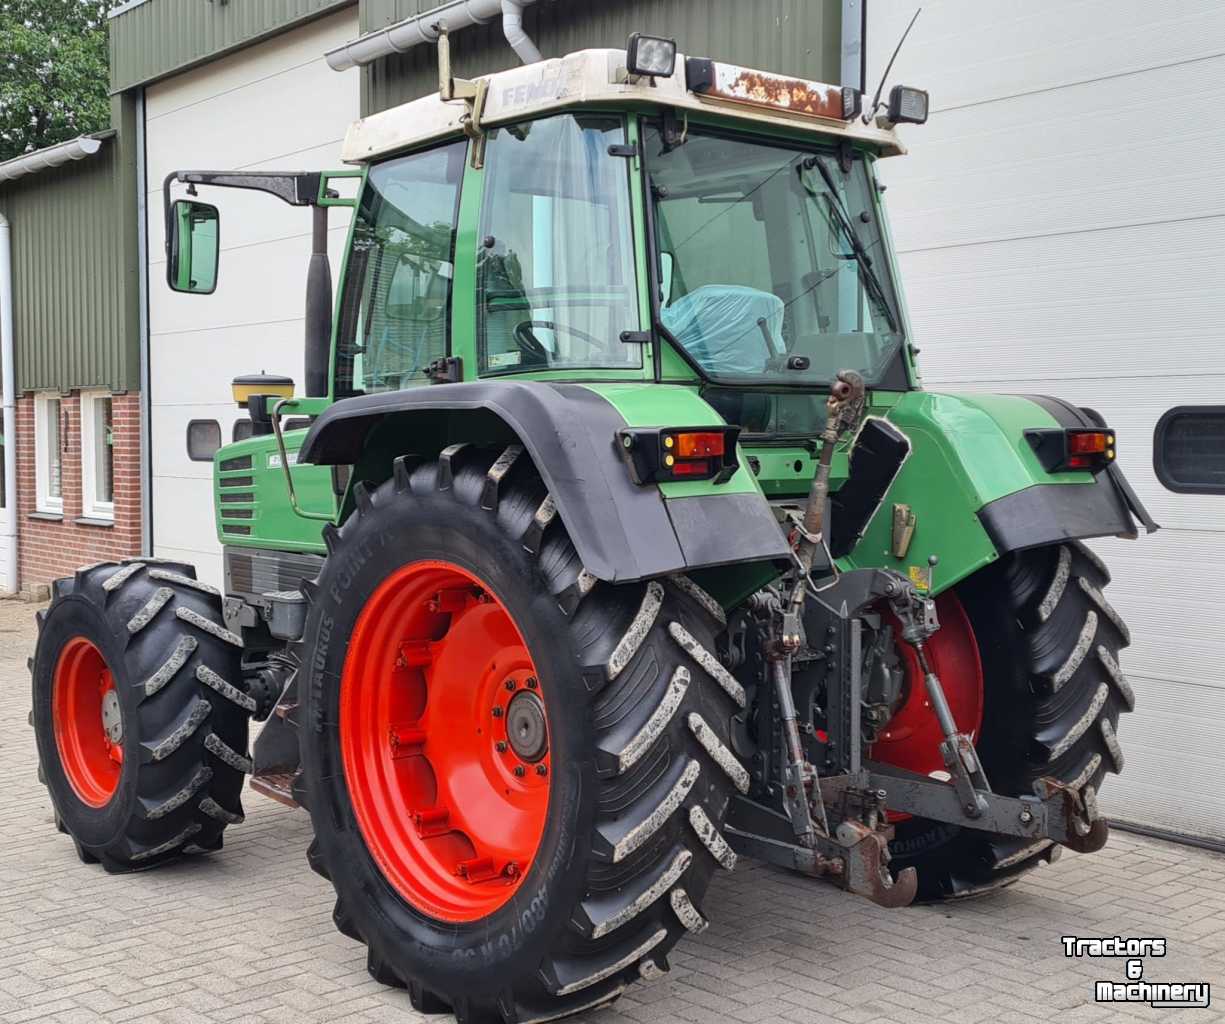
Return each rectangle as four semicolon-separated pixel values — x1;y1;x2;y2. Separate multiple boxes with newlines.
32;559;251;871
299;446;745;1023
888;540;1133;898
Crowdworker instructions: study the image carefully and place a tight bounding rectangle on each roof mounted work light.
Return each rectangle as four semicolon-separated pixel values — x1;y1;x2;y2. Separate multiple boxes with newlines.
886;85;929;125
627;32;677;78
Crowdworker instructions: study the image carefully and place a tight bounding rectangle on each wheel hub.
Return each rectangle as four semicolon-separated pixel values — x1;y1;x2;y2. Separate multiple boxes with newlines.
101;689;123;745
505;688;547;762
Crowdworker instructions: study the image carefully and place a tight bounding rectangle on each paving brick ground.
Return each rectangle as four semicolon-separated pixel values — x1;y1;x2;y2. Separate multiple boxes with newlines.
2;597;1222;1024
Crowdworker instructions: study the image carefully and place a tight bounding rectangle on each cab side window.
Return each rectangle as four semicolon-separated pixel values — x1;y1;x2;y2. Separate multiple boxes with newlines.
334;141;466;395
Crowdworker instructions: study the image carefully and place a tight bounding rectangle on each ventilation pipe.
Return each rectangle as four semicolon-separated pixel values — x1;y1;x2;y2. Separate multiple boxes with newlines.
325;0;544;71
0;211;17;593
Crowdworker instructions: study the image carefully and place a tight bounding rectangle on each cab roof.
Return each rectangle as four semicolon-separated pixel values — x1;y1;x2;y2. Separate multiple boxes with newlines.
341;48;905;165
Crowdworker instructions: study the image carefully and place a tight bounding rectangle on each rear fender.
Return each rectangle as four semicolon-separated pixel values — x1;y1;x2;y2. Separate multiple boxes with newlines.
839;391;1145;595
298;381;791;584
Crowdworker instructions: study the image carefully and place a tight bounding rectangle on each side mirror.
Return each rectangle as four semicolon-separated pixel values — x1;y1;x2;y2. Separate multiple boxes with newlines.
167;199;220;294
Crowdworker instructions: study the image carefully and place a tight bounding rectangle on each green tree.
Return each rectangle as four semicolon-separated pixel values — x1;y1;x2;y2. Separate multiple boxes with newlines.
0;1;110;163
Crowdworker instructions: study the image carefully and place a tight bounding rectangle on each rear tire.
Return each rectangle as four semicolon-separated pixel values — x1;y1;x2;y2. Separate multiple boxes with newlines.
889;540;1133;899
32;558;251;871
299;446;745;1023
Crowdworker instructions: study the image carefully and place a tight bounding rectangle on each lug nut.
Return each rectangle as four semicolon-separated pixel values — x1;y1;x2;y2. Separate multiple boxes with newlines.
495;741;508;753
536;763;548;776
492;706;503;718
505;679;517;691
514;765;526;777
503;862;518;878
526;677;538;690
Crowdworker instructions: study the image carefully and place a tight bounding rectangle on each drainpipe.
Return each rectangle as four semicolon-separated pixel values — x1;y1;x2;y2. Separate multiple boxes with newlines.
324;0;545;71
0;211;17;594
500;0;542;64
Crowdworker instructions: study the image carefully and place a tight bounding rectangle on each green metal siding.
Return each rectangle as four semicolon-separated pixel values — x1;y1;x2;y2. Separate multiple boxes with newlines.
0;138;137;393
109;0;356;93
360;0;842;115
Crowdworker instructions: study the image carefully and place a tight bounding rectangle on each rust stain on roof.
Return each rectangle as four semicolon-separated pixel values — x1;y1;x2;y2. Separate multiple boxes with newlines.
701;66;843;120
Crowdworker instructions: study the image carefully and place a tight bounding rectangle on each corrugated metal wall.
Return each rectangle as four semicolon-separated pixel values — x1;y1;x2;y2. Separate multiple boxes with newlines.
0;142;137;392
360;0;841;115
109;0;355;92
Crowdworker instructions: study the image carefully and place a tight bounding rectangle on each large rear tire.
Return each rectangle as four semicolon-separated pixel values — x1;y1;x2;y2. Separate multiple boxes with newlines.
299;446;745;1023
888;540;1133;899
32;558;251;871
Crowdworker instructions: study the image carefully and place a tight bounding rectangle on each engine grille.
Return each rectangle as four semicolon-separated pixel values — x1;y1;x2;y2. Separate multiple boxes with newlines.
225;546;325;598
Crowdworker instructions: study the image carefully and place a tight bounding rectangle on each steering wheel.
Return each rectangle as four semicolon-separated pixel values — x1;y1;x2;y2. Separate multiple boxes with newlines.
512;319;605;362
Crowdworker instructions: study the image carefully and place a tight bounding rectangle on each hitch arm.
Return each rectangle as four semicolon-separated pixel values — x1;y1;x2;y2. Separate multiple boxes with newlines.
865;761;1108;853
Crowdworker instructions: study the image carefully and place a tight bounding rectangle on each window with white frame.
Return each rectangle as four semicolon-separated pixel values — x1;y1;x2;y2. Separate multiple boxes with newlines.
34;394;63;515
80;390;115;520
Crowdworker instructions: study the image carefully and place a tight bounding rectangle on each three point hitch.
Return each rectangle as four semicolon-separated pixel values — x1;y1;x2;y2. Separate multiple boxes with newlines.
725;370;1107;909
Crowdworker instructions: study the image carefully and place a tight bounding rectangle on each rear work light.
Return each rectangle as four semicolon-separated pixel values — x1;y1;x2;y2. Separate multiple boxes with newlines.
1026;427;1117;474
626;32;677;78
617;426;740;485
885;85;929;125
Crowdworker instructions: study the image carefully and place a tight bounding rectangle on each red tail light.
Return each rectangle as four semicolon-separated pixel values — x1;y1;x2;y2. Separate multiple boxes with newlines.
673;432;725;458
617;426;741;485
1026;427;1117;474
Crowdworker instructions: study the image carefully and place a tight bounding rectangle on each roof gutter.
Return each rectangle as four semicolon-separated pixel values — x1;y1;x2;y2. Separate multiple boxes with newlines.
325;0;542;71
0;134;108;185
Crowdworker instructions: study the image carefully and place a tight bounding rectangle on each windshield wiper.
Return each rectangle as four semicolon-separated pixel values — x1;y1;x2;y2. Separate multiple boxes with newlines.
801;156;898;334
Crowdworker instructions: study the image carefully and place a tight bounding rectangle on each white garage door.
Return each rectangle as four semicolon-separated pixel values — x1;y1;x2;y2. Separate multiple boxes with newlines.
868;1;1225;842
145;9;359;586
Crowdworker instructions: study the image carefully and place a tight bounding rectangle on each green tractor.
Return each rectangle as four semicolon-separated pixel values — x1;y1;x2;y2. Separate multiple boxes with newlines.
31;34;1154;1023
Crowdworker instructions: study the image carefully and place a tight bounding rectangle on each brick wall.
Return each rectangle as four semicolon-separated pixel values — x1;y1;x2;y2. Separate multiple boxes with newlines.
15;391;142;594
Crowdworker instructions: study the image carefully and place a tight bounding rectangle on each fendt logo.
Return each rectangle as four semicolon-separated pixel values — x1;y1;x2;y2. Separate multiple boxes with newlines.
1063;936;1212;1009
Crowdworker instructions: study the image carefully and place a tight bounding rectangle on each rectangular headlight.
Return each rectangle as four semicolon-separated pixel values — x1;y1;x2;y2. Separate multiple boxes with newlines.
627;32;677;78
887;85;929;125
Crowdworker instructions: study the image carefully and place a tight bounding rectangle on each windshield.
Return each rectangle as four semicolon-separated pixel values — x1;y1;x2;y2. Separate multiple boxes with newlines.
643;124;906;387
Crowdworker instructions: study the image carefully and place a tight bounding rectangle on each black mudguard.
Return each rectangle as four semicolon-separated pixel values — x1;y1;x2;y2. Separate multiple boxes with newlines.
298;381;791;583
979;395;1160;554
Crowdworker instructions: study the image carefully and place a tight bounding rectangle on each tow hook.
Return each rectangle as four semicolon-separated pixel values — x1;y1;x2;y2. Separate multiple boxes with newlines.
1033;775;1110;854
835;817;918;909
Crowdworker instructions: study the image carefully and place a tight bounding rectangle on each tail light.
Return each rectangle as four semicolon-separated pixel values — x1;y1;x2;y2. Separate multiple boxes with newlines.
1026;427;1117;474
617;426;740;484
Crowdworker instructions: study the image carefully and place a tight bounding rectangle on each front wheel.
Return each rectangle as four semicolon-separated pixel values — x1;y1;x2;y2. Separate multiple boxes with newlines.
883;540;1133;899
32;559;251;871
299;447;746;1023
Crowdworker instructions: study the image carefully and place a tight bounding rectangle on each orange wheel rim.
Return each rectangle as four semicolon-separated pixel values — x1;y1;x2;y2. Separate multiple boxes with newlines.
870;591;983;822
340;560;551;922
53;637;124;808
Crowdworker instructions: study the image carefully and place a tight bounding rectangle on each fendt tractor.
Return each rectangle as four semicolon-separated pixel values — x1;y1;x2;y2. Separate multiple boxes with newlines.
31;31;1156;1023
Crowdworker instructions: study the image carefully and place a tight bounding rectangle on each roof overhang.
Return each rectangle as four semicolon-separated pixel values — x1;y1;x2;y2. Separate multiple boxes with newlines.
0;134;110;186
342;48;905;164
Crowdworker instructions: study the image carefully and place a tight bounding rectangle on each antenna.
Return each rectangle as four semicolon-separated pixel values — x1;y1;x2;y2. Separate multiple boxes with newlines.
863;8;921;124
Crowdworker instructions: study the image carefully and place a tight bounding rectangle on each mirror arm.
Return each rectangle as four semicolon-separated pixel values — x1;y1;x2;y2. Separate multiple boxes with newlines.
162;170;323;261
